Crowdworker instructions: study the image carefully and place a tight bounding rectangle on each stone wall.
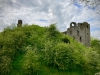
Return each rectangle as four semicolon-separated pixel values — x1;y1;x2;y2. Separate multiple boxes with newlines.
66;22;90;47
17;20;22;27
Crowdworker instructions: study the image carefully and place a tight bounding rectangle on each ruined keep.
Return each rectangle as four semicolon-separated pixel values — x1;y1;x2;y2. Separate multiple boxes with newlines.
17;20;22;27
65;22;90;47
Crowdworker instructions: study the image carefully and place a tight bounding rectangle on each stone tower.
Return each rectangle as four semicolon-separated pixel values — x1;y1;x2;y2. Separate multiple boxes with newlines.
17;20;22;27
66;22;90;46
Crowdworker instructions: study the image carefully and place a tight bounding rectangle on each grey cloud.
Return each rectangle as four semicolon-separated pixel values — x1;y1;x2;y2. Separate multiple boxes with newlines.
0;0;14;8
0;0;90;31
0;0;100;39
0;16;4;17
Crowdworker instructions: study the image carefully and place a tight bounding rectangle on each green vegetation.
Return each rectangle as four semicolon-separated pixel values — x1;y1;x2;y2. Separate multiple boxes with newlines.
0;24;100;75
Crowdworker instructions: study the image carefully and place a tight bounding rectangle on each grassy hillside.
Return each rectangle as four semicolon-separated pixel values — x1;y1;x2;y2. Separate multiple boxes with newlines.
0;24;100;75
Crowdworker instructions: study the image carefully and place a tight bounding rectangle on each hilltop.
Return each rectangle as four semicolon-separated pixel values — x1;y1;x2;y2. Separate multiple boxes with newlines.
0;24;100;75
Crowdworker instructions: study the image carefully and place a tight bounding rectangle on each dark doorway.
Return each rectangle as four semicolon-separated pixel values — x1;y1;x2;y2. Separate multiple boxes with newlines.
80;37;82;42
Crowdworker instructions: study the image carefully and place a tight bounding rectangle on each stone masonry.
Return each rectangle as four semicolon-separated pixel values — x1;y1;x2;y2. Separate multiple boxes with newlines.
65;22;90;47
17;20;22;27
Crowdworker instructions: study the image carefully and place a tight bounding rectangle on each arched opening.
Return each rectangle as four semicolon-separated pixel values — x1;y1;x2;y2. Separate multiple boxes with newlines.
72;23;74;26
80;37;82;42
87;25;88;28
70;22;76;27
80;23;83;30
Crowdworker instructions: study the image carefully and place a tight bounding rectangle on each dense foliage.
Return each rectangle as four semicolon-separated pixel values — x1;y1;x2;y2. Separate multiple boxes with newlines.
0;24;100;75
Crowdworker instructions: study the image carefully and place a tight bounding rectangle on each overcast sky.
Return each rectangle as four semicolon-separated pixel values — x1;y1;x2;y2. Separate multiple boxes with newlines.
0;0;100;39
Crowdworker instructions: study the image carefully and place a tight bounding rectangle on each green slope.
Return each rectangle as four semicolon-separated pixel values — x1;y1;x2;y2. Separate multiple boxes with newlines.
0;24;100;75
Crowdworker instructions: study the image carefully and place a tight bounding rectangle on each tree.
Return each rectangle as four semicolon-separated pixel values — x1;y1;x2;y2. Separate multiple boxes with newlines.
71;0;100;14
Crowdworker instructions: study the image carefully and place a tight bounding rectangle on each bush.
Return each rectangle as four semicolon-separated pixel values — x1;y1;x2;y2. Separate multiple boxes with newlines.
47;24;60;38
43;42;80;70
62;36;70;44
22;47;40;75
0;56;12;75
81;49;100;75
91;38;100;54
43;40;55;65
1;24;100;75
53;43;80;70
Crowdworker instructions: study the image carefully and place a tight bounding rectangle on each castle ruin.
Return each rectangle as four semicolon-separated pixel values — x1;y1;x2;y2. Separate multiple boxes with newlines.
65;22;90;47
16;20;90;46
17;20;22;27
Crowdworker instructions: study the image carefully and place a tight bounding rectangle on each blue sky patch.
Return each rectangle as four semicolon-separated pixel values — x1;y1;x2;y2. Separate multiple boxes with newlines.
37;19;48;23
74;2;81;8
88;6;96;10
87;18;95;22
91;26;100;32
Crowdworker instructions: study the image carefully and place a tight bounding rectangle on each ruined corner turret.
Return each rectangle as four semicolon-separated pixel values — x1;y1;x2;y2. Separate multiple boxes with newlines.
17;20;22;27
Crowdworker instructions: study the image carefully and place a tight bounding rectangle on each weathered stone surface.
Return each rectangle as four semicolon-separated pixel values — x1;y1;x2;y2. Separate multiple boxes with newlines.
17;20;22;27
66;22;90;47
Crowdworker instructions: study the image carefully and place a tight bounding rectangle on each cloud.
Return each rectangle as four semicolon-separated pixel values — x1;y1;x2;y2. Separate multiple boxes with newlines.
91;30;100;39
0;0;100;39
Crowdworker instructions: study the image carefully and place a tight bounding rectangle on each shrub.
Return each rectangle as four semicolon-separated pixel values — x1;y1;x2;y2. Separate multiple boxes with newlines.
43;42;80;70
0;56;12;75
48;23;60;38
42;40;54;65
53;43;80;70
62;36;70;44
81;49;100;75
22;47;40;75
91;38;100;54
